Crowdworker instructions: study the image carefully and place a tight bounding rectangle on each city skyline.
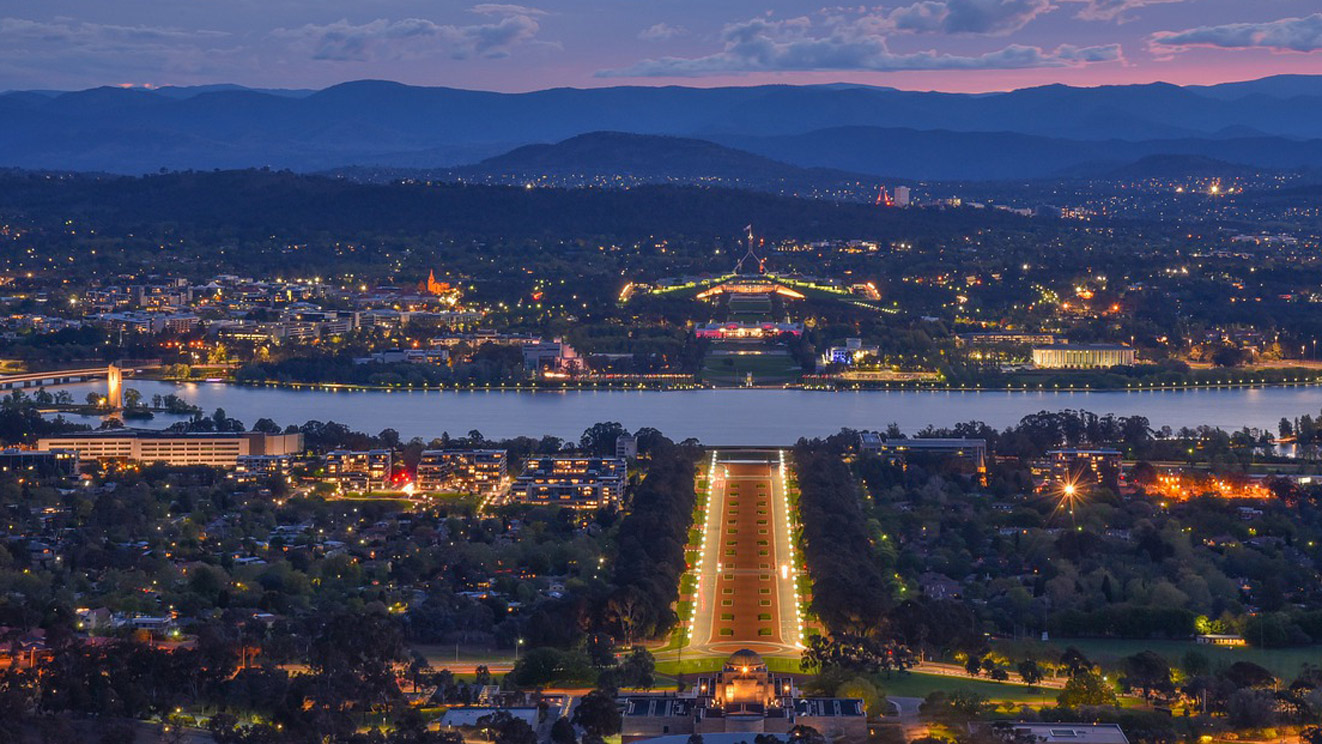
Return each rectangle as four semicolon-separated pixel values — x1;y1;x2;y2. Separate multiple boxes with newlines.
2;0;1321;93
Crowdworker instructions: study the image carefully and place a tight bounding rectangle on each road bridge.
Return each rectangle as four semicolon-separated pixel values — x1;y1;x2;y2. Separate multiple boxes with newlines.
0;361;160;409
0;367;115;390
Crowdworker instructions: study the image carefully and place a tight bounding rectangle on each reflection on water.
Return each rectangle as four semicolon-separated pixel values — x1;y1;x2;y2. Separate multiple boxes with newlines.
44;380;1322;445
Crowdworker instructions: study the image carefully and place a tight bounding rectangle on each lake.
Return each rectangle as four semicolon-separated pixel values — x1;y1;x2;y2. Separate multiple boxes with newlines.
43;380;1322;444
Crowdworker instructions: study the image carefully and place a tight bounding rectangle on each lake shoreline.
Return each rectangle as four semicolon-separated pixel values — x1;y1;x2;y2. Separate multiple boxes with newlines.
142;375;1322;394
42;379;1322;444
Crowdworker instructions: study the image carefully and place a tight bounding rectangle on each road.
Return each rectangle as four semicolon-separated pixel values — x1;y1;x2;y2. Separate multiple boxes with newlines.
683;450;802;658
910;661;1066;689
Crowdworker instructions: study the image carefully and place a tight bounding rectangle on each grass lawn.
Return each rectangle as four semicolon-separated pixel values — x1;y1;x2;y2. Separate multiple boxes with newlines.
656;658;721;675
330;497;421;512
657;632;686;654
676;600;693;622
993;638;1322;681
331;492;481;512
657;655;805;676
427;492;483;507
680;574;698;595
702;350;802;386
875;672;1058;705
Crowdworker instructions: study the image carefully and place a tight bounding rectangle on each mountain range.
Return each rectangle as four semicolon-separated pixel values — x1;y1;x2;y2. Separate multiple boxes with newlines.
3;75;1322;181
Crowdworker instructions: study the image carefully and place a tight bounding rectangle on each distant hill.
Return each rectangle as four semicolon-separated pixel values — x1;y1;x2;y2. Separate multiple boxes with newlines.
1190;75;1322;101
1098;154;1273;180
0;76;1320;176
464;131;821;179
711;127;1322;181
349;132;890;197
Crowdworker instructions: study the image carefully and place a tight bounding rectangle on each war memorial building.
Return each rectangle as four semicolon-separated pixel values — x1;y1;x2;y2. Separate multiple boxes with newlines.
620;649;866;743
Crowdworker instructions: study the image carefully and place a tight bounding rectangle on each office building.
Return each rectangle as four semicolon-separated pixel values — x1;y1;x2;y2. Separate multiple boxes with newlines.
512;456;626;508
36;431;302;468
0;448;79;477
522;340;585;374
615;434;638;461
822;337;880;366
417;449;508;494
233;454;295;484
859;433;987;474
893;185;911;207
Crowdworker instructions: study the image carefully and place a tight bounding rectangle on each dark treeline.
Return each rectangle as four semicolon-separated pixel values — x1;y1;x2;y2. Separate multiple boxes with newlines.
793;444;893;633
795;438;1001;680
800;409;1162;465
1051;606;1198;639
609;437;701;643
910;409;1150;459
1275;406;1322;449
906;409;1274;469
0;169;1023;244
0;391;90;444
235;346;526;388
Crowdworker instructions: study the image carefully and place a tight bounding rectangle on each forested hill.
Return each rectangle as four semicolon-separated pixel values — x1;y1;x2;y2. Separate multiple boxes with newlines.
447;131;882;187
0;169;1025;243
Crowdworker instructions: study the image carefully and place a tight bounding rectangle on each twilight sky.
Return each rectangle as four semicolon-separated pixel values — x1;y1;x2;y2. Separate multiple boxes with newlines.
2;0;1321;92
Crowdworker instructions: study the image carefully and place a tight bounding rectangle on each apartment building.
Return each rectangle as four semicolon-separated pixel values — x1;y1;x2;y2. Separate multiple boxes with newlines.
325;449;393;491
511;457;626;508
417;449;508;494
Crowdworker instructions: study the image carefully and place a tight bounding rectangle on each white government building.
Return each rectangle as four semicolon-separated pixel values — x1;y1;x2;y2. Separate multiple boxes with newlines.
1031;343;1135;369
37;430;303;467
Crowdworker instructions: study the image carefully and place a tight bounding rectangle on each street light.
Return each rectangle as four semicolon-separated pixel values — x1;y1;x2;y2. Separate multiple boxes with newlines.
515;638;524;661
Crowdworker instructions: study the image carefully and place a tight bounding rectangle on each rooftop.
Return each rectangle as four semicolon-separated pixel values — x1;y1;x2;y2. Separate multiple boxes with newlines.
983;722;1129;744
40;429;280;441
1032;343;1134;351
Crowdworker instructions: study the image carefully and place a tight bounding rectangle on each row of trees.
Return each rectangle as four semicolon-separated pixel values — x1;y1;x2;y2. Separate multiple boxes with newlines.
793;445;894;633
608;438;700;643
235;345;527;388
